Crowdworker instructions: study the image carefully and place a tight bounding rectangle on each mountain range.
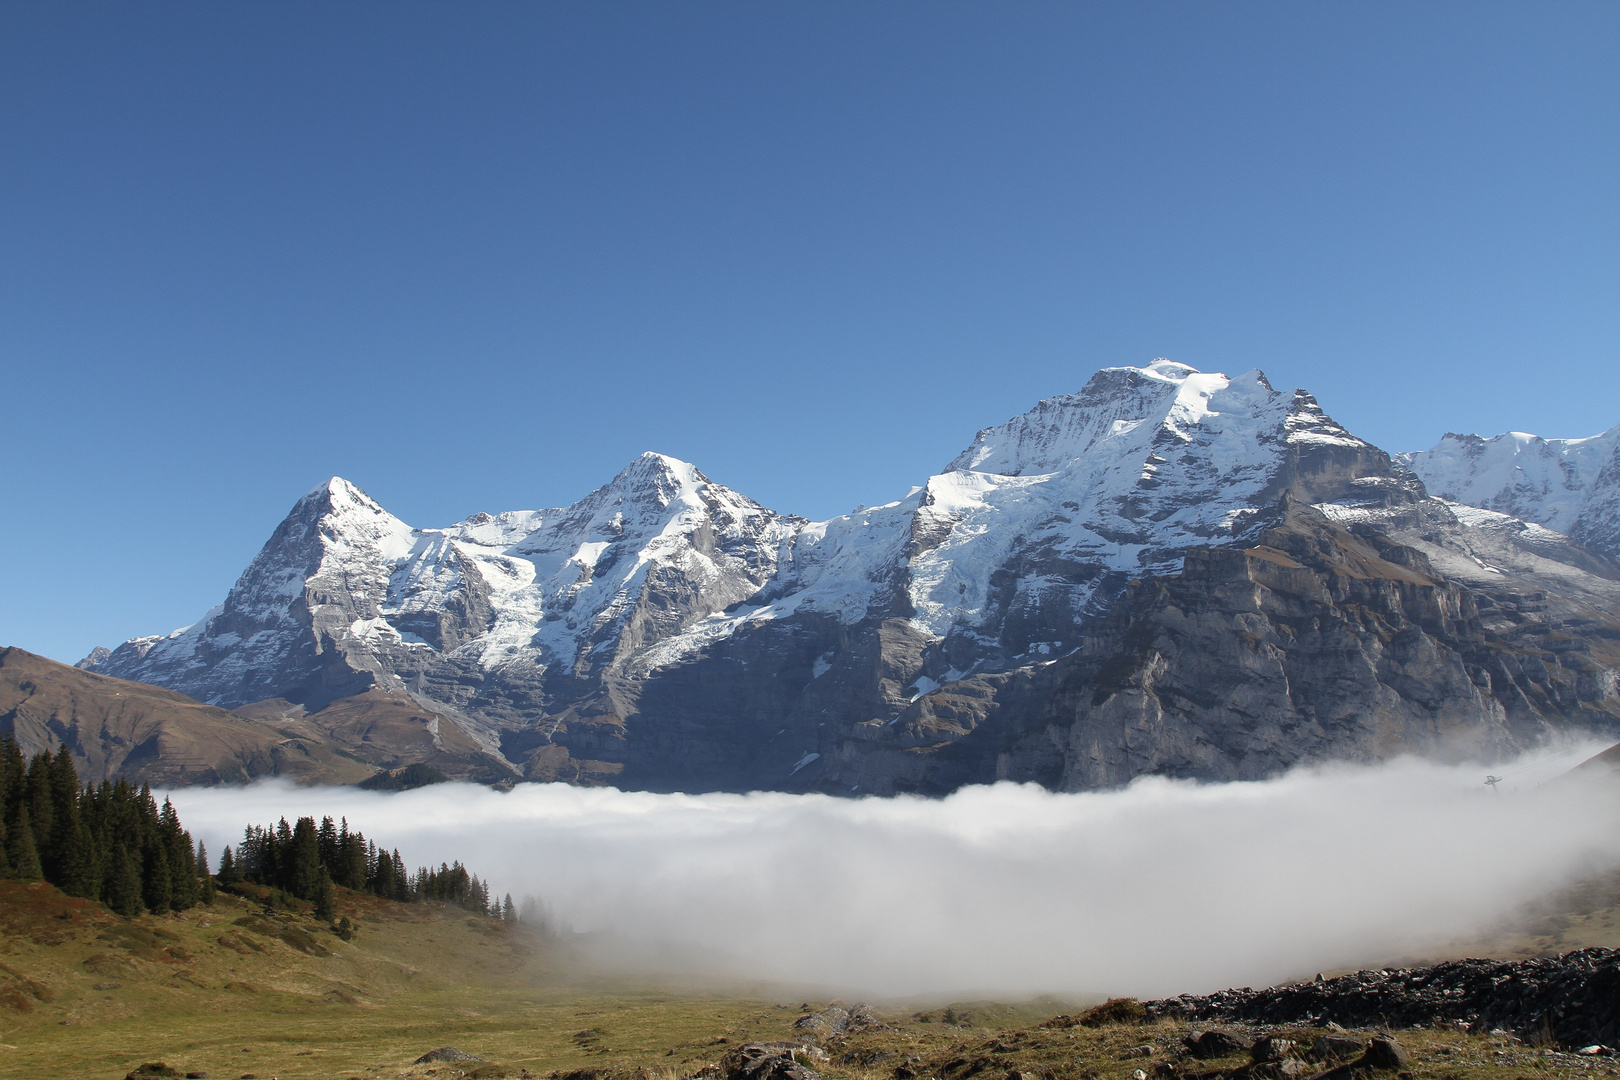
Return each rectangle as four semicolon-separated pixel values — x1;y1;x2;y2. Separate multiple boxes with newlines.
53;360;1620;793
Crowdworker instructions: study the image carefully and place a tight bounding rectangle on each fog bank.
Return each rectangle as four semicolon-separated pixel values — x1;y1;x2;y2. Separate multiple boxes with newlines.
167;749;1620;1000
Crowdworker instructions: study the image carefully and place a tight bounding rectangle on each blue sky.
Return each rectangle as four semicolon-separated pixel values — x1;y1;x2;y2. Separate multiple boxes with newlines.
3;2;1616;665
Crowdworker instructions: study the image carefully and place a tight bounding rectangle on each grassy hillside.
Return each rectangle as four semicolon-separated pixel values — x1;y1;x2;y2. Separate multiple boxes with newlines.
0;647;372;786
3;876;1619;1080
0;877;816;1078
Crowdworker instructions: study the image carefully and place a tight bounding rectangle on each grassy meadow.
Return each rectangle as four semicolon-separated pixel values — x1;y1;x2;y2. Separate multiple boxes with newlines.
2;877;1618;1080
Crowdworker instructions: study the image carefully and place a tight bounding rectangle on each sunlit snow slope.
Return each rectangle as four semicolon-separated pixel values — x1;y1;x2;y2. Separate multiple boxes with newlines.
1400;425;1620;560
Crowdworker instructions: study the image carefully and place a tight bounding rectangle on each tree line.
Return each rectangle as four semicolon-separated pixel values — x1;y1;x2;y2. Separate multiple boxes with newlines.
1;735;525;925
219;814;507;920
1;736;209;916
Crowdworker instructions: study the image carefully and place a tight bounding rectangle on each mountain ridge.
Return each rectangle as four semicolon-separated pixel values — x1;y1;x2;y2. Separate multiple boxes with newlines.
1399;423;1620;560
81;361;1620;792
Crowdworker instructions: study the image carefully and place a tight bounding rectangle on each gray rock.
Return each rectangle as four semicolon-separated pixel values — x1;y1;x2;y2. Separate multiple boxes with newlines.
1250;1037;1296;1063
1312;1037;1365;1062
720;1043;822;1080
1362;1036;1408;1070
414;1047;485;1063
1186;1031;1250;1059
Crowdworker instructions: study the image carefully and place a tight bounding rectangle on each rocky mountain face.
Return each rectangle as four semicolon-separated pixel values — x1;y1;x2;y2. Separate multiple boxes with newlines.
82;361;1620;793
1400;424;1620;560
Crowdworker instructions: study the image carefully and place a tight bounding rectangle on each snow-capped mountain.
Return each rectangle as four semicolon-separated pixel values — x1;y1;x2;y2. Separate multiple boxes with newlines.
85;361;1620;792
1399;425;1620;560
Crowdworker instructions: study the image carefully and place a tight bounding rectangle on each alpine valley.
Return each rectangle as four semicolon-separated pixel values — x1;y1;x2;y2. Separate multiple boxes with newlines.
45;360;1620;794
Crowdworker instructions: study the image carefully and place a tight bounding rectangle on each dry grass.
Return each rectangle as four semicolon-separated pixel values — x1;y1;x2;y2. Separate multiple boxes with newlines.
2;880;1618;1080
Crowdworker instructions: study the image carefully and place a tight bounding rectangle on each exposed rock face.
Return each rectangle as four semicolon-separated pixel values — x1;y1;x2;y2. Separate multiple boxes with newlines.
82;362;1620;792
821;498;1620;795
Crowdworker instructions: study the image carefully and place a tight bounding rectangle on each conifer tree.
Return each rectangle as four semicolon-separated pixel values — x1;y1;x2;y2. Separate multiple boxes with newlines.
24;754;53;873
290;816;323;899
0;734;22;813
107;843;143;917
318;815;337;869
7;802;42;880
502;893;516;922
312;866;335;921
159;799;199;909
58;819;97;899
141;832;172;913
195;843;208;877
217;844;242;885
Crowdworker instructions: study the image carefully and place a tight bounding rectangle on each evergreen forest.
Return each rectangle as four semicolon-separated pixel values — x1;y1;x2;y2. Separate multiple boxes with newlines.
1;734;516;923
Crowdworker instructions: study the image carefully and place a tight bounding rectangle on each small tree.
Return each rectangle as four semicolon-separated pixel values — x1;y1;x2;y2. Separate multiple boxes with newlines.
217;845;243;885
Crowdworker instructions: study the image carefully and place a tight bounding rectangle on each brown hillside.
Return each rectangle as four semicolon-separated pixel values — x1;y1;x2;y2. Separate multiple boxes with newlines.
0;646;373;786
235;687;519;783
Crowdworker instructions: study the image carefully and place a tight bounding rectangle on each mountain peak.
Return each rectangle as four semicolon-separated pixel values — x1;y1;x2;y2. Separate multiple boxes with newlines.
296;476;388;516
947;360;1276;476
612;452;705;488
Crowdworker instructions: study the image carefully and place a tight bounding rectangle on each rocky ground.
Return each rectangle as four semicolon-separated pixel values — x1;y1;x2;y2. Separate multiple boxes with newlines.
1142;949;1620;1050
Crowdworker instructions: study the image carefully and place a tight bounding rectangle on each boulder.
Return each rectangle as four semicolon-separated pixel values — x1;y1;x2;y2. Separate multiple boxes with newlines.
720;1042;822;1080
1312;1037;1365;1062
1362;1037;1408;1070
793;1001;875;1039
1186;1031;1251;1060
1250;1037;1296;1063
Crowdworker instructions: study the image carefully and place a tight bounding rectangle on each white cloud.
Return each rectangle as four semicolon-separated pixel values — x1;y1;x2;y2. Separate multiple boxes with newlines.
166;747;1620;1000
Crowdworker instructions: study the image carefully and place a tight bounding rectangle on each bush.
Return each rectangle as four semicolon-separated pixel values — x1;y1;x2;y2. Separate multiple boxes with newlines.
1077;998;1146;1027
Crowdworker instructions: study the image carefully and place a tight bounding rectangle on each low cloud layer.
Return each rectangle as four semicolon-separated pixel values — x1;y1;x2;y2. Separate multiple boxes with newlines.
167;747;1620;1000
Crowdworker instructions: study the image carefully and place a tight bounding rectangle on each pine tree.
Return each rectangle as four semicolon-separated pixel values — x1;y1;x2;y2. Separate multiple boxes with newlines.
502;893;516;922
107;844;143;917
290;816;323;900
317;815;338;871
312;866;335;921
217;845;242;885
397;851;414;902
7;802;42;880
24;754;53;876
57;819;97;899
141;833;172;914
0;734;23;816
195;843;209;877
158;799;199;910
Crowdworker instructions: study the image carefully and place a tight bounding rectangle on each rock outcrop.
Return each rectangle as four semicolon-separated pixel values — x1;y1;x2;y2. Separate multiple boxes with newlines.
1145;948;1620;1051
